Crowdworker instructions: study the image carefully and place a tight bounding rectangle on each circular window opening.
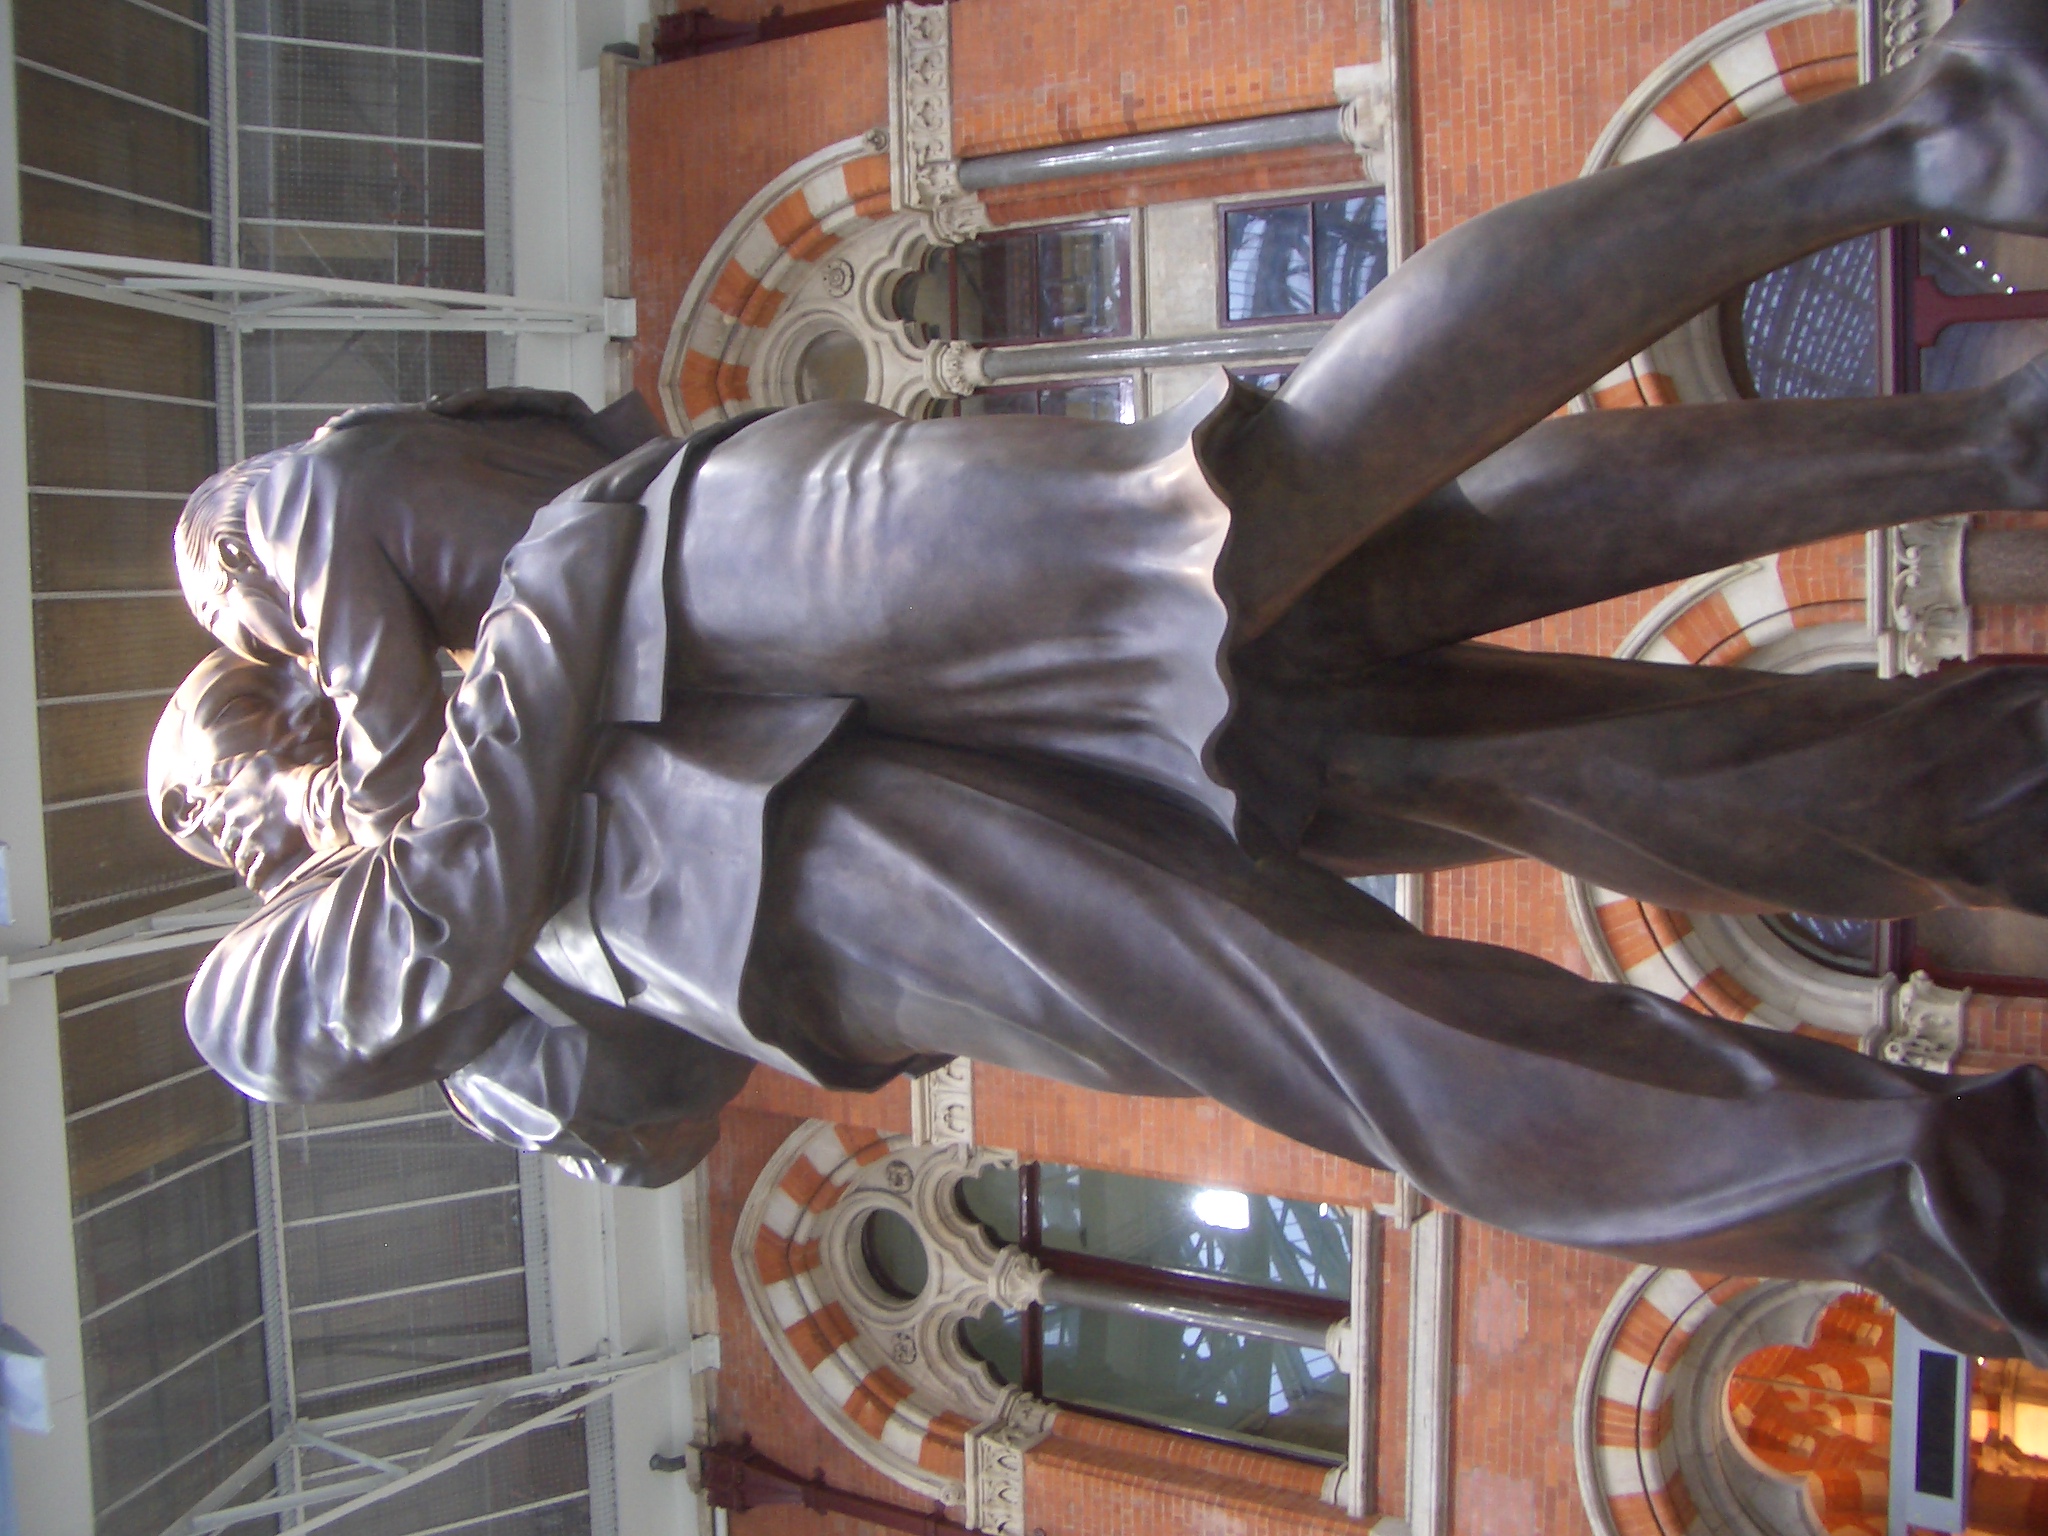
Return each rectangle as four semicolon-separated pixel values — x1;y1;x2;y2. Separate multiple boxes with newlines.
1721;233;1881;401
795;329;869;403
860;1208;929;1302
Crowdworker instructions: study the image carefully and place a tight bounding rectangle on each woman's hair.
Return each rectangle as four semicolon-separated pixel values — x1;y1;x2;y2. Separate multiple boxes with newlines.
148;649;338;868
172;450;290;616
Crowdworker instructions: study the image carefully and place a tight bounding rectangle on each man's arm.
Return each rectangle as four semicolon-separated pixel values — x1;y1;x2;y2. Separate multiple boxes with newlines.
188;498;642;1102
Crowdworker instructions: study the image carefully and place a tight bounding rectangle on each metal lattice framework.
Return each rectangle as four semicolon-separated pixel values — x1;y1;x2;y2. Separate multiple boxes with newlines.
163;1351;673;1535
0;246;614;335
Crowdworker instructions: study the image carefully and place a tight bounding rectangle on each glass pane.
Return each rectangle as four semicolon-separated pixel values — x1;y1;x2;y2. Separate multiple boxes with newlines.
956;1163;1021;1243
1920;317;2048;392
959;1302;1023;1384
1761;912;1881;977
1037;1165;1351;1296
957;388;1041;416
952;231;1038;344
284;1187;523;1307
1037;379;1134;423
1034;222;1127;340
289;1271;529;1395
1736;234;1879;400
1312;195;1388;316
1224;204;1314;322
1041;1305;1347;1460
1232;367;1293;393
276;1113;516;1223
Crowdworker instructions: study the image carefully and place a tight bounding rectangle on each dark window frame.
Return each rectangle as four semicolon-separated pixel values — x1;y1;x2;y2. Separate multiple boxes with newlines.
1215;188;1389;329
995;1162;1351;1467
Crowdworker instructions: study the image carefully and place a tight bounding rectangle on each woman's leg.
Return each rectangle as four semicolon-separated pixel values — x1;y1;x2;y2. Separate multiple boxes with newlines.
1215;0;2048;629
1243;353;2048;671
1235;644;2048;918
748;732;2048;1365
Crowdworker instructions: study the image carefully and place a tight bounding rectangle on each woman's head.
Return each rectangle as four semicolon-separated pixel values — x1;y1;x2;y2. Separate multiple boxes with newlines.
149;650;339;896
174;452;310;665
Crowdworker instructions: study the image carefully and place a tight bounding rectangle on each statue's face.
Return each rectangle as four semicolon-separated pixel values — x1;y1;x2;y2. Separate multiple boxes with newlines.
194;535;309;667
167;748;314;897
153;661;335;898
159;722;318;898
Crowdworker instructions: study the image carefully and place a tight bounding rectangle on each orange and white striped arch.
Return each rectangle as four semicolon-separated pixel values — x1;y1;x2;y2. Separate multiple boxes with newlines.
1583;0;1861;410
658;134;896;432
733;1119;980;1506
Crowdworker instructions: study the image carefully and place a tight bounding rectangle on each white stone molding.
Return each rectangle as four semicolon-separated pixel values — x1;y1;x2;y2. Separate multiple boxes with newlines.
911;1057;977;1146
733;1123;1054;1516
888;1;991;245
1575;1268;1852;1536
1405;1209;1456;1536
964;1394;1058;1536
1872;970;1968;1072
1874;516;1971;678
1332;62;1392;187
925;337;990;398
1873;0;1954;73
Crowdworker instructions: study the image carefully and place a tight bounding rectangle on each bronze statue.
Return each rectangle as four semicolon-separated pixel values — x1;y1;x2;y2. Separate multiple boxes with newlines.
154;0;2048;1364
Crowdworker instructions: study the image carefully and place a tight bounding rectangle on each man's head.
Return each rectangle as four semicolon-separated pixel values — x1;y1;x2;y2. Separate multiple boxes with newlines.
149;650;339;896
174;453;311;665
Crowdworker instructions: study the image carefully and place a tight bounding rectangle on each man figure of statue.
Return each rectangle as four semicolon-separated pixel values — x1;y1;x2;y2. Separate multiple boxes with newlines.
159;0;2048;1365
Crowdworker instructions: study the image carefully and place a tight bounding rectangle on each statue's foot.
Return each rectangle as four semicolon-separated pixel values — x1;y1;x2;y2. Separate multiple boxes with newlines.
1897;0;2048;234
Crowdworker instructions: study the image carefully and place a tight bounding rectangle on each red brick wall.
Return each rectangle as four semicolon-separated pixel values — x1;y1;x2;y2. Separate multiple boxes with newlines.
627;25;890;401
951;0;1383;157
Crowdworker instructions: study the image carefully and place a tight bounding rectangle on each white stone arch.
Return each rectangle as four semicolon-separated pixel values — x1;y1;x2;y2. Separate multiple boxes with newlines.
731;1121;1054;1526
1574;1267;1859;1536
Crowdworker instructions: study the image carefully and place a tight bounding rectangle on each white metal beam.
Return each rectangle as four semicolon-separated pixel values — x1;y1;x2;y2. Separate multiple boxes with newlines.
0;247;611;335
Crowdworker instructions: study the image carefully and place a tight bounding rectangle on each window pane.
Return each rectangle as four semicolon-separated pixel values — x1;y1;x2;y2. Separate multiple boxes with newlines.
1225;204;1314;322
1735;234;1879;399
957;388;1041;416
1038;1165;1351;1296
1312;195;1387;316
1037;380;1133;422
1041;1305;1347;1460
1035;223;1127;340
951;232;1037;344
956;1163;1022;1242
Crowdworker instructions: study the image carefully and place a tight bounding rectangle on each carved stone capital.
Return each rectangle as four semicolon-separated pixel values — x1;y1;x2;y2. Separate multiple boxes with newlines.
987;1245;1047;1313
1879;0;1956;73
965;1394;1058;1535
1882;516;1970;678
911;1057;975;1145
889;0;990;243
926;338;989;398
1333;61;1391;185
1873;970;1968;1074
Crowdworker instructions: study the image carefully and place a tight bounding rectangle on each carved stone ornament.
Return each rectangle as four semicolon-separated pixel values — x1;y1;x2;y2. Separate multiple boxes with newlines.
1873;971;1968;1074
1333;61;1392;186
734;1122;1054;1520
926;338;990;398
888;0;992;244
1881;516;1971;678
912;1056;976;1145
965;1395;1059;1536
819;256;857;299
1880;0;1957;73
